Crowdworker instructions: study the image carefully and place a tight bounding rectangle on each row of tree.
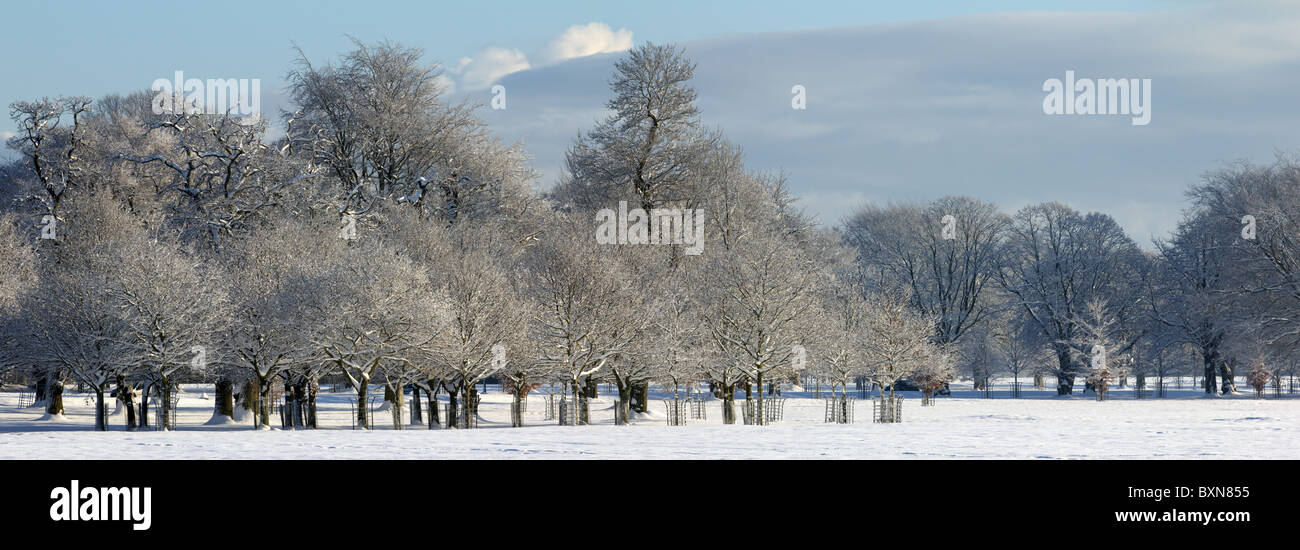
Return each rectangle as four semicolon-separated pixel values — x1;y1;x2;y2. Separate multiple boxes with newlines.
1;40;1295;432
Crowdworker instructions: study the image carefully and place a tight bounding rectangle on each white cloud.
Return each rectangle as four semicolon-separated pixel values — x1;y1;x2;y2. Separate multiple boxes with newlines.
0;131;14;140
540;22;633;64
454;47;530;91
448;22;632;92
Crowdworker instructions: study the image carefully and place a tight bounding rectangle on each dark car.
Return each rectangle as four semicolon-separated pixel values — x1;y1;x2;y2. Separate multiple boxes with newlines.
885;379;951;395
885;379;920;392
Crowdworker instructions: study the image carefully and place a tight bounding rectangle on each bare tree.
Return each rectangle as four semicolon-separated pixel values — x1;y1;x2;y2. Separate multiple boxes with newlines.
699;234;822;424
556;42;719;213
428;224;526;429
526;215;639;425
286;38;534;228
996;202;1145;394
119;111;317;251
20;197;136;429
7;97;93;219
843;196;1007;348
1184;156;1300;391
813;275;873;400
1151;209;1242;394
995;323;1050;392
1066;298;1126;399
912;347;957;405
861;288;942;398
289;215;444;430
110;230;227;431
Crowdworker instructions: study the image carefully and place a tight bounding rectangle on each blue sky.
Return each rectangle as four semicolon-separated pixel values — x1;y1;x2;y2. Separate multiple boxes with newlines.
1;0;1176;126
9;0;1297;246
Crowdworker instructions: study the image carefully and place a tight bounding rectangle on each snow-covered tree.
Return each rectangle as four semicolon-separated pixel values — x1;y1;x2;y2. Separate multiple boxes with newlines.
957;327;999;391
1182;156;1300;392
221;219;329;428
996;202;1145;394
699;234;822;424
860;288;942;398
843;196;1007;348
287;39;534;226
1150;209;1242;394
912;347;957;405
119;109;318;251
427;224;525;429
109;232;227;430
526;216;639;425
297;233;444;430
555;42;719;213
1065;298;1133;399
0;213;38;385
994;323;1050;391
6;96;93;219
813;276;873;400
20;201;136;429
649;264;707;403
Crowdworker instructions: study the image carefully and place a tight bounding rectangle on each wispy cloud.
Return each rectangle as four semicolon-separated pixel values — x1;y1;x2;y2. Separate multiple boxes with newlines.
455;47;531;91
449;22;633;91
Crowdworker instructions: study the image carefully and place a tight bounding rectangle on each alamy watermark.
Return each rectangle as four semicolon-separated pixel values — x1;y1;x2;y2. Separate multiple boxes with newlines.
151;71;261;119
595;201;705;255
50;480;151;531
1042;70;1151;126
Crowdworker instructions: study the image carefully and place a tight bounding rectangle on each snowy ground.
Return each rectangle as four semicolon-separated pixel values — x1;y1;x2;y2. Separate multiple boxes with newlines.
1;380;1297;459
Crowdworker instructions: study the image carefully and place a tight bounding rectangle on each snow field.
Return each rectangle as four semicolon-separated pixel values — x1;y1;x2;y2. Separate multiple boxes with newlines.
1;382;1297;459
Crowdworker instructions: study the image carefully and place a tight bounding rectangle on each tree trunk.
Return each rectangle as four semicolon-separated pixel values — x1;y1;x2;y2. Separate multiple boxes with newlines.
45;373;64;415
94;388;107;431
215;378;234;420
294;380;309;428
615;382;631;426
259;378;272;428
426;382;439;429
238;378;255;426
118;378;136;431
511;388;526;428
445;389;459;429
355;380;370;430
631;381;649;414
1056;351;1074;395
309;382;319;429
139;383;151;430
1203;354;1218;395
570;381;590;425
720;384;736;425
1219;361;1237;394
458;386;474;429
391;384;404;430
282;383;295;429
411;386;423;425
756;371;766;426
159;381;173;431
